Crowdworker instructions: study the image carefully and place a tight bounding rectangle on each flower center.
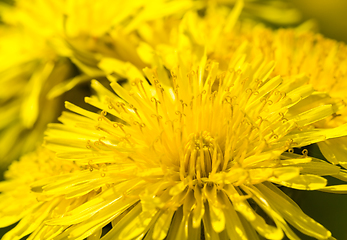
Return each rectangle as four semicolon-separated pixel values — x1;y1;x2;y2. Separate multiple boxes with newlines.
182;131;224;180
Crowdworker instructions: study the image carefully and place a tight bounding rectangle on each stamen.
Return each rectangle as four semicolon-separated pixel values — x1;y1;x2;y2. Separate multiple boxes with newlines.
181;132;224;184
129;105;142;121
113;122;126;134
151;97;161;115
151;114;163;126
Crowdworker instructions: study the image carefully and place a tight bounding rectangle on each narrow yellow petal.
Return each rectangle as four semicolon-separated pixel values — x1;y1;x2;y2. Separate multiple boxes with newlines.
270;174;327;190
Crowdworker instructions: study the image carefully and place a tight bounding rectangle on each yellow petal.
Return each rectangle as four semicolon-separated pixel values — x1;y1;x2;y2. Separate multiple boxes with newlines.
209;204;225;233
152;209;175;240
318;137;347;165
258;183;331;239
220;192;248;240
270;174;327;190
320;184;347;194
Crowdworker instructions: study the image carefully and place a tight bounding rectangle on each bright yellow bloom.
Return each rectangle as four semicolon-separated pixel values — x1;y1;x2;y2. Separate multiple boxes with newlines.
23;46;346;239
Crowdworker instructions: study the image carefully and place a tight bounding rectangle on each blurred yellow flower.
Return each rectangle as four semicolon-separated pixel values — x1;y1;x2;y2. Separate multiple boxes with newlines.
0;26;74;166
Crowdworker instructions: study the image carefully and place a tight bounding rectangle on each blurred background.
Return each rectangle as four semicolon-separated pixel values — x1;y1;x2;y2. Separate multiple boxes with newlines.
291;0;347;43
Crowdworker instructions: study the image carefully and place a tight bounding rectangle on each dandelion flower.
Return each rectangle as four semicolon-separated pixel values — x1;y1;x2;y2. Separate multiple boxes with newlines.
36;48;347;240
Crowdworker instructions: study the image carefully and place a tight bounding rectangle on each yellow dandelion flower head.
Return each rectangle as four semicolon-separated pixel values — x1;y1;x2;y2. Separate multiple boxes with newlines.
39;46;347;240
